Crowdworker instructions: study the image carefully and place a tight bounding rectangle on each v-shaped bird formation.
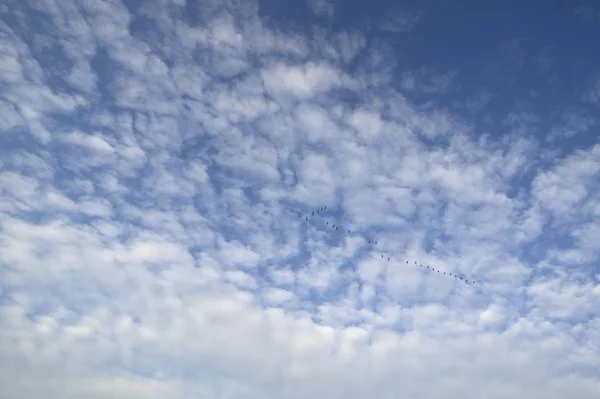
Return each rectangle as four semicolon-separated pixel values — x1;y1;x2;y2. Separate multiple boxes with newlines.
294;206;477;286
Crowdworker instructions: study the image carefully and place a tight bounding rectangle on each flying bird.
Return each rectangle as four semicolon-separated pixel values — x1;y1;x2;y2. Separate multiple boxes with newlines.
291;207;477;286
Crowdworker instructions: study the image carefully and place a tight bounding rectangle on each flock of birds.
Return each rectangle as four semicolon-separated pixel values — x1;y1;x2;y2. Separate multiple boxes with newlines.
296;206;477;286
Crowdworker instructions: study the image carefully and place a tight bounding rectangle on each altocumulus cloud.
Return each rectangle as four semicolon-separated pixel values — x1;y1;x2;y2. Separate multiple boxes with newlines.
1;0;600;398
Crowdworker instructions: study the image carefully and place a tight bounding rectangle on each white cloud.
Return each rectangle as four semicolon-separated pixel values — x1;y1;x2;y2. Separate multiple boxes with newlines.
263;287;295;304
1;1;599;398
380;8;422;33
261;62;353;100
348;108;383;139
584;75;600;103
218;240;261;269
532;143;600;221
400;68;457;95
295;103;340;143
308;0;335;19
62;131;115;152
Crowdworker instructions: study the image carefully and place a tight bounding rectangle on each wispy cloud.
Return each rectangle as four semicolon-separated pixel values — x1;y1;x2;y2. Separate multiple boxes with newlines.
308;0;335;20
379;7;422;33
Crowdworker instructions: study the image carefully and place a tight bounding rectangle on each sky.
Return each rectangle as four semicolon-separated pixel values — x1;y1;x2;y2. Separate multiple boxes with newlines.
1;0;599;398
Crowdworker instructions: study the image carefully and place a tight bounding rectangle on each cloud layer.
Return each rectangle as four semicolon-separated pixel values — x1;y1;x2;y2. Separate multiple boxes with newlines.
1;0;599;398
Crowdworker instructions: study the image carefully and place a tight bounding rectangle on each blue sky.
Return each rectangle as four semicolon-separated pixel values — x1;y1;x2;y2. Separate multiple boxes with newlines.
1;0;599;398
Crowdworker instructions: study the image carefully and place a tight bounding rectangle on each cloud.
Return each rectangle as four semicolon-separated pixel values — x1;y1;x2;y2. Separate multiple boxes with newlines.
263;287;295;304
308;0;335;19
400;68;458;96
261;61;354;100
582;74;600;104
61;131;116;152
379;7;422;33
1;1;599;398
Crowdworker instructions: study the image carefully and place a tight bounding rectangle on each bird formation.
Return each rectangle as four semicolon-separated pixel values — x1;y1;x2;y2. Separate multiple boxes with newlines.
295;206;477;286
